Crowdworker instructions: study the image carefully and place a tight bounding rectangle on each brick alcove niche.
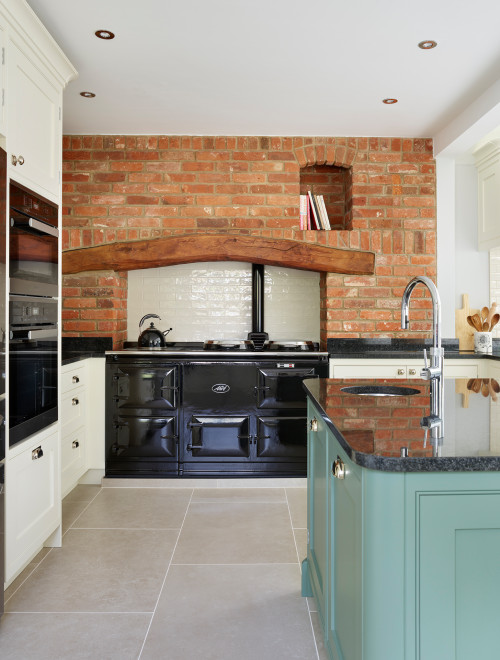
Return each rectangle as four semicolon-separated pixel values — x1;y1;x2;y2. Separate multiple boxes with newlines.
61;135;436;348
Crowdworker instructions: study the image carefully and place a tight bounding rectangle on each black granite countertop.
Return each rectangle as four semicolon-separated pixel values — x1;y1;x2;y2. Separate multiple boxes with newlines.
304;376;500;473
62;337;113;365
327;337;500;360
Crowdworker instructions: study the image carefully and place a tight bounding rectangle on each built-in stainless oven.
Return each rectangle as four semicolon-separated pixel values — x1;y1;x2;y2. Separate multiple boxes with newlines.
9;182;58;297
9;295;58;447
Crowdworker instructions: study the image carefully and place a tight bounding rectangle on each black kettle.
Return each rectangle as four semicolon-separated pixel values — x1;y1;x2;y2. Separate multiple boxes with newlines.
138;314;172;348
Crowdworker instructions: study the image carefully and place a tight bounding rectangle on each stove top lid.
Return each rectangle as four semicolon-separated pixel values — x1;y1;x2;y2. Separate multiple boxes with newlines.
203;338;319;351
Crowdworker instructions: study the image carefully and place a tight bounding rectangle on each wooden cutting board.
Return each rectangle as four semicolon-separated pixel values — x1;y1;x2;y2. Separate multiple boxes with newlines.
455;293;479;351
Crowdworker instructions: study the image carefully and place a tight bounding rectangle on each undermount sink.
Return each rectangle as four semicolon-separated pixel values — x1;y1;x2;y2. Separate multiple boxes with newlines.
340;385;421;397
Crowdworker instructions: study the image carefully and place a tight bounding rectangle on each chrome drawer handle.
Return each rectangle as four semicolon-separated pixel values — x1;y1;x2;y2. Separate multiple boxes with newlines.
72;375;80;384
32;446;43;460
310;418;318;432
72;398;79;406
332;457;345;479
72;440;80;449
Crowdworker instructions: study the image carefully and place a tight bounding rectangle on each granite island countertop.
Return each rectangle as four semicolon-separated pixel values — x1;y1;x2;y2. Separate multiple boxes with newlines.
304;376;500;472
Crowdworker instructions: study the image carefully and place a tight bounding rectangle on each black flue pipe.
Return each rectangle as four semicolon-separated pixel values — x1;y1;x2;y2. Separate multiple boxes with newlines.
251;264;264;333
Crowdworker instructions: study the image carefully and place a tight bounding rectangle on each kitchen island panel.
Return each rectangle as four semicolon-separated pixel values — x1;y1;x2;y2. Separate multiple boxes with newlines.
305;385;500;659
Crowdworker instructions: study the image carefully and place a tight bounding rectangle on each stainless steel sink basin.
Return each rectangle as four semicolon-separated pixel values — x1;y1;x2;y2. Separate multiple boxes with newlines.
340;385;421;397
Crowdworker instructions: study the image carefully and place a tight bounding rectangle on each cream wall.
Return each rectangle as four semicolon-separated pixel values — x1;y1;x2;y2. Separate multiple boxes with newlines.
127;263;320;343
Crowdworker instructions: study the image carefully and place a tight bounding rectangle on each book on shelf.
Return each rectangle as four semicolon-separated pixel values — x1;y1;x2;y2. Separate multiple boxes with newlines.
300;191;332;230
317;194;331;230
307;191;322;229
299;194;308;229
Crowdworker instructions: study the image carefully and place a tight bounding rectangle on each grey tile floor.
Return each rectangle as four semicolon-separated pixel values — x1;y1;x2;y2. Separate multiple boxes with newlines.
1;483;328;660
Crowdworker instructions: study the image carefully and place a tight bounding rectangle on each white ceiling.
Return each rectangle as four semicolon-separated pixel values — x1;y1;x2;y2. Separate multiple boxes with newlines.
26;0;500;139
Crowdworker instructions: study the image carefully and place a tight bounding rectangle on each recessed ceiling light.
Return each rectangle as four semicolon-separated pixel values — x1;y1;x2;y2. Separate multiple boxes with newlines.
418;40;437;49
95;29;115;40
382;98;398;104
80;91;96;98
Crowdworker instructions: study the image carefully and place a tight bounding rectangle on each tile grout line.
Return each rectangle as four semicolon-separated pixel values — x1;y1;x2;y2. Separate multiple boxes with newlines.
136;487;195;660
62;487;105;539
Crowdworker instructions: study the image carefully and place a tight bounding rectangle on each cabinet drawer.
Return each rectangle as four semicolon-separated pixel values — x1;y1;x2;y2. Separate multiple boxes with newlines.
331;365;409;379
61;365;86;393
444;364;479;378
61;426;86;496
61;387;86;430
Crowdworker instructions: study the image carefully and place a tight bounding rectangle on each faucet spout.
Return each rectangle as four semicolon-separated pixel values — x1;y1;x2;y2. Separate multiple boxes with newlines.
401;276;444;441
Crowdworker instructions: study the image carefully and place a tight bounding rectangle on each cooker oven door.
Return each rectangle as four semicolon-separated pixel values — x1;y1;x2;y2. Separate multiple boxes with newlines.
256;366;318;409
107;415;178;476
256;415;308;459
186;415;251;458
111;363;178;412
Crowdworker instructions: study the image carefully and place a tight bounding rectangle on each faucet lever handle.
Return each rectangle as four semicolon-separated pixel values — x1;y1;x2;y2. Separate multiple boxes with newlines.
423;348;428;369
423;427;428;448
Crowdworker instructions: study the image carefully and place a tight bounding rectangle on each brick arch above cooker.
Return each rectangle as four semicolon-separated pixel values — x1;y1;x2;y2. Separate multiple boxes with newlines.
61;233;375;275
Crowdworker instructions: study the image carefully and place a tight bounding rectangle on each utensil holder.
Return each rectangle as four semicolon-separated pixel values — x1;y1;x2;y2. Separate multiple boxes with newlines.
474;331;493;352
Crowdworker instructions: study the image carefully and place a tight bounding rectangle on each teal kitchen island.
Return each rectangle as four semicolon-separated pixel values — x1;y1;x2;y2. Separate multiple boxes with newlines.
302;377;500;660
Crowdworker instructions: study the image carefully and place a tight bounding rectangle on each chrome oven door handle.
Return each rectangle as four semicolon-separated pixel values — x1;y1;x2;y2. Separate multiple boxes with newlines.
27;328;58;340
11;216;59;238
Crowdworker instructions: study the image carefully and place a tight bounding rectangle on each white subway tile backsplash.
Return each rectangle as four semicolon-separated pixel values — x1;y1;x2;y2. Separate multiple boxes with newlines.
128;262;320;342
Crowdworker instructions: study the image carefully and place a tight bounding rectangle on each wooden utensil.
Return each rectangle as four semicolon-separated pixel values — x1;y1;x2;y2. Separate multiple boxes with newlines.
466;378;475;391
489;381;498;401
482;379;490;397
491;378;500;394
490;313;499;332
487;303;497;326
471;314;483;332
472;379;482;393
483;321;490;331
481;306;489;323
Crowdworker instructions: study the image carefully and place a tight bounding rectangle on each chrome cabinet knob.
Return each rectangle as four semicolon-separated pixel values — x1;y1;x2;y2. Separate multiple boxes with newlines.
11;154;25;166
332;457;345;479
397;368;405;376
72;440;79;449
409;368;416;376
72;375;80;383
310;418;318;432
32;446;43;460
72;397;79;406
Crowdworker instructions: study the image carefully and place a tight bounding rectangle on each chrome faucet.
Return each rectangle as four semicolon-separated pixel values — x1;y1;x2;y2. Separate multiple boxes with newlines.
401;276;444;447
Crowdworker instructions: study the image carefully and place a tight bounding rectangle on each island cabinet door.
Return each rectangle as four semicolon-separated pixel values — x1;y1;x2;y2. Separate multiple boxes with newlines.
416;490;500;660
327;444;362;660
306;402;330;633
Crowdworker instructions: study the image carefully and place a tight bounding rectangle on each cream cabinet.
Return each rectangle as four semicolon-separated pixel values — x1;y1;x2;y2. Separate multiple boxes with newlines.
5;427;61;583
60;358;105;496
6;39;61;200
474;139;500;251
329;357;481;379
0;0;77;201
60;363;87;497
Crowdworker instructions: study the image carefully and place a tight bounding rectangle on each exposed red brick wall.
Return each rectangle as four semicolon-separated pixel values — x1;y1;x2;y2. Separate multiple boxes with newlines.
61;136;436;348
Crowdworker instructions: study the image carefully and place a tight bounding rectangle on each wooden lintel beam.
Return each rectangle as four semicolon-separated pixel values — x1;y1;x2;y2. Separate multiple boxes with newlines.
62;234;375;276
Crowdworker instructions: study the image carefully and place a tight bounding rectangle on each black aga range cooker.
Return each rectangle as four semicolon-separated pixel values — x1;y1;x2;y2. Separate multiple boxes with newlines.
106;264;327;478
105;344;328;478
